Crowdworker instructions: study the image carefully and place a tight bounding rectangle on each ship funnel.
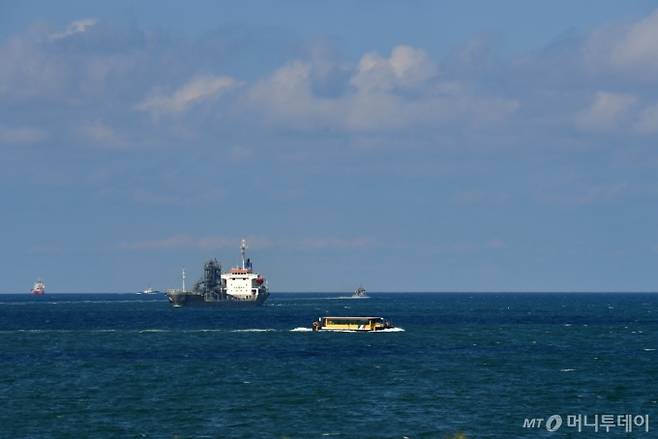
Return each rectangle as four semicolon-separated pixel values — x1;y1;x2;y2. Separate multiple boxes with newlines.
241;239;247;269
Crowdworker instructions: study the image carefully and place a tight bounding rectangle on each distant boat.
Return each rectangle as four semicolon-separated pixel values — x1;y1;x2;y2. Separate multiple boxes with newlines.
352;286;368;298
141;287;160;295
31;279;45;296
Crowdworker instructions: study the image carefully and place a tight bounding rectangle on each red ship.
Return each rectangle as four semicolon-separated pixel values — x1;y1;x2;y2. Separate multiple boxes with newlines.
31;279;45;295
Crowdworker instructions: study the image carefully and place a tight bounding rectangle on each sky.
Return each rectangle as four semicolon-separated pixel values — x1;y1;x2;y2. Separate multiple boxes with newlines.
2;1;658;292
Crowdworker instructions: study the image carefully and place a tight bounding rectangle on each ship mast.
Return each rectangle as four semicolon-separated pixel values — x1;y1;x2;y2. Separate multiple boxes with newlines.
241;239;247;269
182;267;186;292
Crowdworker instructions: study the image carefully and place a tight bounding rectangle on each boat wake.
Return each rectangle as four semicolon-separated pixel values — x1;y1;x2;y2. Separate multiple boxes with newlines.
230;328;277;333
376;327;405;332
290;327;313;332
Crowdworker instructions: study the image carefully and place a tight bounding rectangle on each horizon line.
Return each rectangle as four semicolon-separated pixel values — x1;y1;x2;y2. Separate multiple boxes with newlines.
3;290;658;294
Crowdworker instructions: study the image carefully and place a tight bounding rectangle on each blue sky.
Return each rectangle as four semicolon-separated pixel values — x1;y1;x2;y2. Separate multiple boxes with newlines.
2;1;658;292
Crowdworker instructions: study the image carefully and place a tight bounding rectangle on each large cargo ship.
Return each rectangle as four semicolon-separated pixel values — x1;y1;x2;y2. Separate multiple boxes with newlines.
166;239;269;307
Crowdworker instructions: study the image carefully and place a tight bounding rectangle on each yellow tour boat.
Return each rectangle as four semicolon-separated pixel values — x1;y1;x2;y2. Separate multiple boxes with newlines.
312;316;394;332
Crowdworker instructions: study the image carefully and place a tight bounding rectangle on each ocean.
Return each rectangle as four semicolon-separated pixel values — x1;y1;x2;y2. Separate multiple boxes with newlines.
1;293;656;438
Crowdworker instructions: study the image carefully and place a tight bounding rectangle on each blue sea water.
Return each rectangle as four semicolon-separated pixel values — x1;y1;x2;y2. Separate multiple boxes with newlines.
0;292;657;438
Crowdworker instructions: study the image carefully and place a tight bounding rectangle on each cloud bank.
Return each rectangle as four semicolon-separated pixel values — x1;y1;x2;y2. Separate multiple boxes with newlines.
0;10;655;158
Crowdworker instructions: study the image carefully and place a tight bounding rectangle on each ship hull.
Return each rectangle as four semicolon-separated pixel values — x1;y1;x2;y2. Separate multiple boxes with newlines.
167;292;269;307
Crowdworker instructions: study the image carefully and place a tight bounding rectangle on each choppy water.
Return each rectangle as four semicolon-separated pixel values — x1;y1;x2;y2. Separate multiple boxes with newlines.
1;293;657;438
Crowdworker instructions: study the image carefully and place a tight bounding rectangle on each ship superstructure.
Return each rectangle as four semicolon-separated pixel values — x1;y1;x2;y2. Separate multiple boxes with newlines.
166;239;269;306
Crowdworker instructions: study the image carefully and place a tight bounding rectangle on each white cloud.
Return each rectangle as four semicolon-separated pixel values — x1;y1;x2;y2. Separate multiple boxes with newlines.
247;45;517;135
78;120;127;148
576;91;636;131
1;11;656;159
49;19;97;41
246;61;343;130
610;10;658;73
0;19;146;104
584;9;658;79
345;85;518;133
137;75;239;115
350;45;438;92
0;35;65;100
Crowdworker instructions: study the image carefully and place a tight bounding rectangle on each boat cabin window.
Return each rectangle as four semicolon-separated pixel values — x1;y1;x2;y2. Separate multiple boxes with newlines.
323;318;381;326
